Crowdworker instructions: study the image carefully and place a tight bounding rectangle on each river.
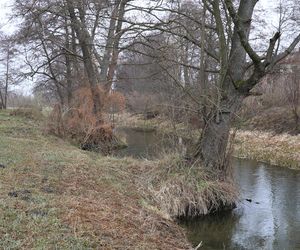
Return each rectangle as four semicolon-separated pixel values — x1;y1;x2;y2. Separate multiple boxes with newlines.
114;128;300;250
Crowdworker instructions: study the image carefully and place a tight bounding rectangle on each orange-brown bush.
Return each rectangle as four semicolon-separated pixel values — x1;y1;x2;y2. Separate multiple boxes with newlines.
104;91;126;113
46;86;125;153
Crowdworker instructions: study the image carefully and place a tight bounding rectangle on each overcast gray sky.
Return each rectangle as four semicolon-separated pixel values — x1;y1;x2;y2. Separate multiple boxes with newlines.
0;0;286;95
0;0;279;35
0;0;14;35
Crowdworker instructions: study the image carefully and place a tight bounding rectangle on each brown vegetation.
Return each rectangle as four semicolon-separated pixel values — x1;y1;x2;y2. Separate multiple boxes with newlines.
241;107;300;135
9;107;44;121
0;110;191;249
139;154;238;218
46;86;126;153
235;130;300;169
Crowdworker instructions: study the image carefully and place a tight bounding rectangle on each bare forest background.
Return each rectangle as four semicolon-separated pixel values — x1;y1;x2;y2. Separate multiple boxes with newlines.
0;0;300;174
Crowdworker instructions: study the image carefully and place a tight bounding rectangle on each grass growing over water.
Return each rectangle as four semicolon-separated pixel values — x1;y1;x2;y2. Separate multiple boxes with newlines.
138;154;237;219
235;131;300;169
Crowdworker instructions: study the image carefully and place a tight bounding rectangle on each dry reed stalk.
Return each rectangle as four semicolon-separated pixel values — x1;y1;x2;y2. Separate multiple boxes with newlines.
138;154;238;218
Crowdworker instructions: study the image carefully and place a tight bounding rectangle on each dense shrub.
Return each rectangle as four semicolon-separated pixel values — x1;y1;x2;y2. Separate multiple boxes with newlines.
46;86;126;153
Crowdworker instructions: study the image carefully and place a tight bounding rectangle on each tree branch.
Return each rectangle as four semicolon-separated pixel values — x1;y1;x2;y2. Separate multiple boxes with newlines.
268;33;300;69
264;31;281;66
225;0;261;66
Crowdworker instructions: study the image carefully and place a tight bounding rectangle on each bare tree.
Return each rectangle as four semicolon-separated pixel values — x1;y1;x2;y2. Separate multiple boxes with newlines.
14;0;130;116
125;0;300;177
0;36;19;109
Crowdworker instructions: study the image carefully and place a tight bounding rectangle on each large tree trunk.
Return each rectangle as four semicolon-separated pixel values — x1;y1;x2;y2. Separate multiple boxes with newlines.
193;83;244;177
66;0;103;117
191;0;257;177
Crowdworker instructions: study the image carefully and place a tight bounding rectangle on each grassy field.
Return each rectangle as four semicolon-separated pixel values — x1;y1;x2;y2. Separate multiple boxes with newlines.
3;109;296;248
0;110;190;249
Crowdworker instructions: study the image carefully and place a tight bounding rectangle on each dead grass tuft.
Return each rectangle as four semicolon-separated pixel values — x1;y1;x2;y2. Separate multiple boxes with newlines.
139;154;238;218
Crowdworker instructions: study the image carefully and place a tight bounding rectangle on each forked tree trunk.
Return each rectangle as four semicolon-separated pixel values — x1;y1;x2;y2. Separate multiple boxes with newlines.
99;0;121;82
66;0;103;117
196;0;299;178
191;0;258;177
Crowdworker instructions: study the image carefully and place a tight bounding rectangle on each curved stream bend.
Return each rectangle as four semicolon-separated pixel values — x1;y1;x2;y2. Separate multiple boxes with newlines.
115;128;300;250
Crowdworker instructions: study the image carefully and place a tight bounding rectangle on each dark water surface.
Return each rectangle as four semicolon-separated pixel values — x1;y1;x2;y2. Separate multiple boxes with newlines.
114;127;183;159
182;159;300;250
115;128;300;250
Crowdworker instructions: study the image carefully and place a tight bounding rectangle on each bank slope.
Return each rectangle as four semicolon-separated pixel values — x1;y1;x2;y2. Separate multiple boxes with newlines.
0;111;190;249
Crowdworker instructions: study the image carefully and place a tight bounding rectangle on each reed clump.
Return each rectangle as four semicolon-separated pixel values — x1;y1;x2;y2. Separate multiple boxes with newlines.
140;153;238;218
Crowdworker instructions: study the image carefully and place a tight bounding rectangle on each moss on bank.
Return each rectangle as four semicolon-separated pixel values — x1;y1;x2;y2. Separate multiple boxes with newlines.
0;110;190;249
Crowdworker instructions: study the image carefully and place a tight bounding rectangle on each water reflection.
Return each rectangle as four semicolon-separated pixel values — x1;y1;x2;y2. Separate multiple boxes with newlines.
114;128;300;250
114;127;182;159
182;159;300;250
181;211;241;250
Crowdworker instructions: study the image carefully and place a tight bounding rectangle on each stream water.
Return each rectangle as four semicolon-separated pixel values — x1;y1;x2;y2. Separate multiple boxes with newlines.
114;128;300;250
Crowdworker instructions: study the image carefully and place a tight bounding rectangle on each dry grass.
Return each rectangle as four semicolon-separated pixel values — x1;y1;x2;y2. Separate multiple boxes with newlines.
241;106;300;135
118;112;300;170
9;107;44;121
138;154;238;219
235;130;300;169
0;110;190;249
